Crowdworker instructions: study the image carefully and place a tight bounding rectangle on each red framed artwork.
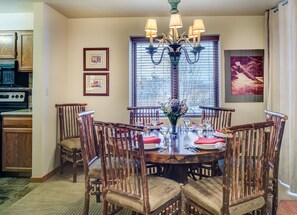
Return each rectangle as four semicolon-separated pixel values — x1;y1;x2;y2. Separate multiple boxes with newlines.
83;73;109;96
225;49;264;102
83;48;109;71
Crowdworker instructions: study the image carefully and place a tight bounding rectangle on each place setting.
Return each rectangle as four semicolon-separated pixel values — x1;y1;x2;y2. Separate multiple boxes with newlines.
188;121;226;151
144;117;163;131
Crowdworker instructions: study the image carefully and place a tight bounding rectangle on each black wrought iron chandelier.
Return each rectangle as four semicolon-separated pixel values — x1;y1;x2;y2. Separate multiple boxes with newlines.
145;0;206;69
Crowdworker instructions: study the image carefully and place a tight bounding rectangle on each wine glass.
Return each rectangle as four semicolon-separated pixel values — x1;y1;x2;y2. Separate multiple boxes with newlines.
151;117;158;127
195;124;204;137
203;119;212;137
160;125;169;147
183;117;191;132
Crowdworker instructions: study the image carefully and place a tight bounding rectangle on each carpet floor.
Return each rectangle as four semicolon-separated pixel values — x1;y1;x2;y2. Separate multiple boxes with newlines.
1;166;131;215
1;165;297;215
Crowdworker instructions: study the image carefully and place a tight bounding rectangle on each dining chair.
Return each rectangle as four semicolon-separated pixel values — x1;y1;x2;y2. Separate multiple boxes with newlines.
199;106;235;130
183;121;274;215
265;110;288;215
95;121;181;215
189;106;235;180
127;106;163;175
77;111;102;215
55;103;87;183
127;106;160;125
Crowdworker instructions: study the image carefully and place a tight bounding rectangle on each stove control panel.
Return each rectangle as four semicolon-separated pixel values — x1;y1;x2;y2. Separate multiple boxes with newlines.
0;92;26;102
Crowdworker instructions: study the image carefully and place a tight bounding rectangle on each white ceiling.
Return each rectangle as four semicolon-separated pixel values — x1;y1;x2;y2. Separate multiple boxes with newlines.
0;0;282;18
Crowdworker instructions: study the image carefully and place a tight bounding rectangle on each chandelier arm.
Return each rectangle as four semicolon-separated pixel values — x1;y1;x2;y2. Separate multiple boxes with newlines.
149;47;170;65
180;47;201;65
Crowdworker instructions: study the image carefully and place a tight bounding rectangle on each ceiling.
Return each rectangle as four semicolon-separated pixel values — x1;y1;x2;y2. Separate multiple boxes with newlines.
0;0;282;18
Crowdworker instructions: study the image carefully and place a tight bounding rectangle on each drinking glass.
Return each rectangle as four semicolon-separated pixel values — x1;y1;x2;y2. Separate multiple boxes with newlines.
151;117;158;127
160;125;169;147
195;124;204;137
203;119;212;137
183;117;191;132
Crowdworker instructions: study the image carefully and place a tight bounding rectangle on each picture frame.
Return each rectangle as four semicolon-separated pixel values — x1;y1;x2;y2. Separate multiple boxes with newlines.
83;48;109;71
83;73;109;96
224;49;264;103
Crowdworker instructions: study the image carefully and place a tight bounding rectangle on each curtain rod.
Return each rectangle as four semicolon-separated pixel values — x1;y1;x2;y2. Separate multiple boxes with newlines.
270;0;288;13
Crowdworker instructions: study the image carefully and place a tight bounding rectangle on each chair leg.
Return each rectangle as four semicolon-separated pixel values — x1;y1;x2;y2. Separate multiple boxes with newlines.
272;179;278;215
96;182;101;203
60;147;64;175
72;150;77;183
103;200;108;215
83;178;90;215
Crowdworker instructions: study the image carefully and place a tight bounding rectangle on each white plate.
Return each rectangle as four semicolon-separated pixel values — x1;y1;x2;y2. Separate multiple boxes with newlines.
144;144;160;150
213;131;228;138
191;142;224;150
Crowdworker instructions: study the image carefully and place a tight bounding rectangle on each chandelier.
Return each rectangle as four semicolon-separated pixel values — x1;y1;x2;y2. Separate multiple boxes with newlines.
145;0;205;69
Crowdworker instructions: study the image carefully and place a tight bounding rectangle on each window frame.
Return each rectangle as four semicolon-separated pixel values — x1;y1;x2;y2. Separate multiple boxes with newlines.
130;35;220;117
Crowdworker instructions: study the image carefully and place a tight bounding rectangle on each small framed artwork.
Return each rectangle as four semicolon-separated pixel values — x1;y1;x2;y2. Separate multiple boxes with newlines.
83;73;109;96
83;48;109;71
224;49;264;102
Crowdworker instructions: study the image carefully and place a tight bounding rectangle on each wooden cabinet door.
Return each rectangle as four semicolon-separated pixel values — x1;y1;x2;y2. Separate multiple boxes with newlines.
17;31;33;72
2;127;32;172
0;31;17;59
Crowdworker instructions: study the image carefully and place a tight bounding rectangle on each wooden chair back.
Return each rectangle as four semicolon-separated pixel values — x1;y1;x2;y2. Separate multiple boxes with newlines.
95;121;150;213
77;111;98;171
56;103;87;141
199;106;235;130
265;110;288;215
264;110;288;166
222;121;274;214
127;106;160;125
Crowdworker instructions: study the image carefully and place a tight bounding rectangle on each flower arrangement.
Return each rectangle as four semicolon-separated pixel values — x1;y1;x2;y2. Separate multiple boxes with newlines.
160;98;188;133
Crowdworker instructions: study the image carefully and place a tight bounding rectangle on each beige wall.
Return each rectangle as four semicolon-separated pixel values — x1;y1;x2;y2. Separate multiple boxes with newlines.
68;16;265;125
0;13;33;30
32;3;68;178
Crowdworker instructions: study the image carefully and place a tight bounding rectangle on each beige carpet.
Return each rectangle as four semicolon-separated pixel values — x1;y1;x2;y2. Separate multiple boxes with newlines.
1;166;131;215
2;165;297;215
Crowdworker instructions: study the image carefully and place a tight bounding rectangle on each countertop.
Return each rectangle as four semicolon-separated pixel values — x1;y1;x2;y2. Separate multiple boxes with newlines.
1;109;32;116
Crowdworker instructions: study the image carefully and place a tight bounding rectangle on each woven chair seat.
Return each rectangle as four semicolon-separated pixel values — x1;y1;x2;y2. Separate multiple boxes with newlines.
60;137;81;150
106;175;181;213
88;158;102;179
183;176;265;215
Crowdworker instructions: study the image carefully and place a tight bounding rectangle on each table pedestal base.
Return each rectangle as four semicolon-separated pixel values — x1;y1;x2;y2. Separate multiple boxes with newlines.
162;164;189;184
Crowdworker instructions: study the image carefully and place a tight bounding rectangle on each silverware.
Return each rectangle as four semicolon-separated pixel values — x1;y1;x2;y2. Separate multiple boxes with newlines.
185;146;199;152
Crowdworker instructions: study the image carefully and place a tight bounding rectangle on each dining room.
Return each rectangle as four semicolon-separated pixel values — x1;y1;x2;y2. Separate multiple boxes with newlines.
1;0;297;214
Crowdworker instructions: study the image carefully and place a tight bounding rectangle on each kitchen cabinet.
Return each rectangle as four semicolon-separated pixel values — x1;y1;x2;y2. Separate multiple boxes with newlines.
17;31;33;72
0;30;33;72
2;115;32;173
0;31;17;59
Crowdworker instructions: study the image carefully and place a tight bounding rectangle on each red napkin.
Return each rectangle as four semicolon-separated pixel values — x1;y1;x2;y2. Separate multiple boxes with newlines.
194;137;225;145
216;129;223;133
146;122;164;126
192;122;204;126
143;136;161;144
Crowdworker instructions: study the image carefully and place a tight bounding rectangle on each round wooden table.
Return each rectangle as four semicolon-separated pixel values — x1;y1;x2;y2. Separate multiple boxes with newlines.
144;130;225;184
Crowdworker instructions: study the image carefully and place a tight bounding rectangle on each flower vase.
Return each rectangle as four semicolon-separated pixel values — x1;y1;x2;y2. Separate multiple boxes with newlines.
171;124;177;135
169;117;179;135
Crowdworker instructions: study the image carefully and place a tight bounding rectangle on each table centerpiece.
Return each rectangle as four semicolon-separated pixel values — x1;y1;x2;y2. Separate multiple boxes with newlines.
160;98;188;135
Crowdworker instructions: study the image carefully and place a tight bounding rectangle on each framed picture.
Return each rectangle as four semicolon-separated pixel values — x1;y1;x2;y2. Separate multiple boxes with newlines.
83;73;109;96
224;49;264;102
83;48;109;71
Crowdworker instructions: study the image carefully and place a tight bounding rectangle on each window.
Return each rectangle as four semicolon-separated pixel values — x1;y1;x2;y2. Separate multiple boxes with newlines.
130;36;219;116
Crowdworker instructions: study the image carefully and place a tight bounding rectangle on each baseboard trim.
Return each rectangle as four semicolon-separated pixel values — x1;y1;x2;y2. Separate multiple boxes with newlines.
31;166;60;183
